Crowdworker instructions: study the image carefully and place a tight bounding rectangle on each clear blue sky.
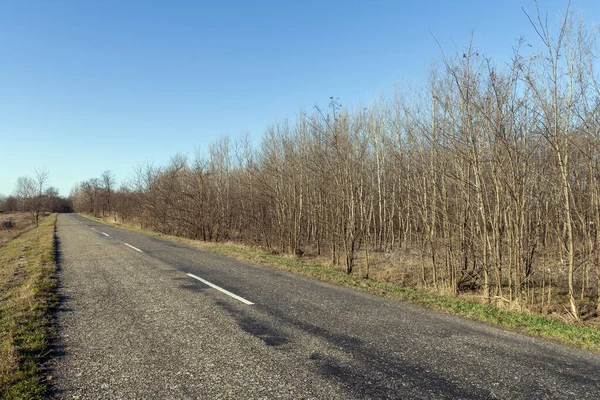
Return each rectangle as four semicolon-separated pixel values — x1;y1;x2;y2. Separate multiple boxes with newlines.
1;0;598;196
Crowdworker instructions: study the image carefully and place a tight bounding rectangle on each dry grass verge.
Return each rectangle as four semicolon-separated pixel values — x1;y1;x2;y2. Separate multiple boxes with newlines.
0;214;57;399
0;212;36;248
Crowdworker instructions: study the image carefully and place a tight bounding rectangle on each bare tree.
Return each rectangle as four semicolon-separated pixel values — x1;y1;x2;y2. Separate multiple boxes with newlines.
101;170;115;216
68;2;600;322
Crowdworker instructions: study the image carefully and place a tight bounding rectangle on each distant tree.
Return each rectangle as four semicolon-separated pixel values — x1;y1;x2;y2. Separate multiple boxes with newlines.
101;170;115;215
14;176;37;223
32;169;49;226
4;196;18;212
44;186;72;212
80;178;102;216
13;169;53;226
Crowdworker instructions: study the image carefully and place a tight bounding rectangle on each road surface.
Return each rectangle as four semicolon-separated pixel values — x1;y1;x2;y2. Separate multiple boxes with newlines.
49;213;600;399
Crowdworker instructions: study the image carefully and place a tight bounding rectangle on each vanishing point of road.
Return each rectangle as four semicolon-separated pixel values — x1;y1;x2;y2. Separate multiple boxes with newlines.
49;213;600;399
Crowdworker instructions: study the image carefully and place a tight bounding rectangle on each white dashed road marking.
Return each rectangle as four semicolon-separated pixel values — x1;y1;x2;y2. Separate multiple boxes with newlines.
186;273;254;305
124;243;143;252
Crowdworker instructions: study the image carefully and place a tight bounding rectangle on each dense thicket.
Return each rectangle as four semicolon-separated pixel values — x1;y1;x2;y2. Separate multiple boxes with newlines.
72;6;600;319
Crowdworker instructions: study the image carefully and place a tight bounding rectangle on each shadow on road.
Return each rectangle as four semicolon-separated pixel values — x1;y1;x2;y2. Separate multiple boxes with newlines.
173;276;211;293
47;232;71;398
216;300;290;347
214;299;489;399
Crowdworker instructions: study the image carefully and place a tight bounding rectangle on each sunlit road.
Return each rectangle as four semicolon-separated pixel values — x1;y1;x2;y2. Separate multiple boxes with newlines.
49;213;600;399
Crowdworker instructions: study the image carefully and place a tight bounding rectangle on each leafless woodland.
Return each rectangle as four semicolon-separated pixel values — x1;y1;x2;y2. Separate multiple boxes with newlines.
72;6;600;320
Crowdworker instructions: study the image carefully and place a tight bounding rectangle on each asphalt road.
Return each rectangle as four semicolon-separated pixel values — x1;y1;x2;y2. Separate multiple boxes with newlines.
49;213;600;399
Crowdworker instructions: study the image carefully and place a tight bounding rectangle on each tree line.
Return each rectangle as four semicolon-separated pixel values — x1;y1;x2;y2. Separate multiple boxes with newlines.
71;5;600;319
1;169;73;225
70;170;116;218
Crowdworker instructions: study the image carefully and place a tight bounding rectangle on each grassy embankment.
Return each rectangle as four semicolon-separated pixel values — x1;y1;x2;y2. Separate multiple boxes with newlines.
0;212;38;247
85;214;600;353
0;214;57;399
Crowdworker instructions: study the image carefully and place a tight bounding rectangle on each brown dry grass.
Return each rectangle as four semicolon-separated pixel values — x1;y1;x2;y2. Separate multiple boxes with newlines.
0;214;57;399
0;212;35;248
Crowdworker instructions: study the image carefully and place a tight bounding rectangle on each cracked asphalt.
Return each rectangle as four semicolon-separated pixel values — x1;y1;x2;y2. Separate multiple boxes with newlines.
48;213;600;399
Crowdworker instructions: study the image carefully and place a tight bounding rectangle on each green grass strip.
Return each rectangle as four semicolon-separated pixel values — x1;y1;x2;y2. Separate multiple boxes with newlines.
0;214;57;399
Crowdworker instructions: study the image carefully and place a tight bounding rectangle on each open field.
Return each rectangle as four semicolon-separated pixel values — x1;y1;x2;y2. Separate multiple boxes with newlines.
0;214;57;399
84;213;600;353
0;212;36;248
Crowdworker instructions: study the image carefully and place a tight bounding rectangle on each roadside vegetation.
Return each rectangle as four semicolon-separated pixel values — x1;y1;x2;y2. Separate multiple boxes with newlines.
0;213;57;399
85;213;600;352
71;3;600;351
